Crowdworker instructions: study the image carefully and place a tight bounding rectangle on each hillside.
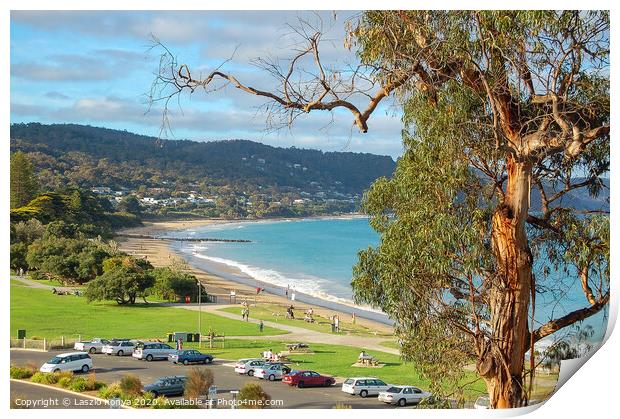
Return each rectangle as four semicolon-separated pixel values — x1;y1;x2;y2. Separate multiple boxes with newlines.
10;123;396;194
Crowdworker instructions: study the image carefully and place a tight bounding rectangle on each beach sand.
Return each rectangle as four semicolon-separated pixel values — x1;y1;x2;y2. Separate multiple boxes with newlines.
116;219;394;335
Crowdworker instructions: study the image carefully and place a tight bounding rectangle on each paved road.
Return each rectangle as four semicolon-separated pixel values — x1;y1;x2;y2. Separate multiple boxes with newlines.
11;349;410;409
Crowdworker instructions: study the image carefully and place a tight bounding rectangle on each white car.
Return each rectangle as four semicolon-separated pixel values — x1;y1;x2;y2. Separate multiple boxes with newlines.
40;352;93;373
102;341;136;356
132;342;176;361
234;358;266;376
74;338;110;354
378;386;432;407
342;377;390;397
254;363;292;381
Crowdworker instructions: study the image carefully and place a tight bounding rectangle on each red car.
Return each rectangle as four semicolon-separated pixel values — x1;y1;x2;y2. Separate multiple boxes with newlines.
282;370;336;388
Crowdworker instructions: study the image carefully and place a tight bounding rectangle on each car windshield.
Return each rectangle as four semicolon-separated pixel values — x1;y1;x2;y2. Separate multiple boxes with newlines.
386;387;402;393
47;357;63;364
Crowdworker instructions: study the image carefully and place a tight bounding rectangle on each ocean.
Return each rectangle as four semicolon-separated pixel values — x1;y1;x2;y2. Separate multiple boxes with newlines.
165;217;608;342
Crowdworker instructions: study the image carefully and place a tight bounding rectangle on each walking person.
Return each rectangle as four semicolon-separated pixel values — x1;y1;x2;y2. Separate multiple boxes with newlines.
335;315;340;333
259;320;264;333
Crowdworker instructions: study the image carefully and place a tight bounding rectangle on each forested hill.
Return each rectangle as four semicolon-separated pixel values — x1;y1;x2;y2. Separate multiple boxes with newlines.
10;123;396;194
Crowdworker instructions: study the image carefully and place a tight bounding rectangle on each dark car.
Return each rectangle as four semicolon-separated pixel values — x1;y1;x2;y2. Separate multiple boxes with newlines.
168;349;214;365
282;370;335;388
143;376;187;397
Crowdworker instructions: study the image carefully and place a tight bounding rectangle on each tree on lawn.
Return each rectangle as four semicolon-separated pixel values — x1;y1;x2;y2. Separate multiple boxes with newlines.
150;11;609;408
10;151;38;208
85;256;154;304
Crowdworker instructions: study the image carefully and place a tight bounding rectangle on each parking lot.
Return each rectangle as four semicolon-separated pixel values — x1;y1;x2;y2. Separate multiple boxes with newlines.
10;349;414;409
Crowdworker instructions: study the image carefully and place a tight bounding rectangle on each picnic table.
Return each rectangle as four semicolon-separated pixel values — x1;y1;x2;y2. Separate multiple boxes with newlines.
286;343;309;351
358;354;379;366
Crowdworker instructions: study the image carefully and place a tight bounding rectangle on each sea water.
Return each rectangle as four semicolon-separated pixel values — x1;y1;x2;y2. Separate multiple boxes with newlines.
166;217;608;342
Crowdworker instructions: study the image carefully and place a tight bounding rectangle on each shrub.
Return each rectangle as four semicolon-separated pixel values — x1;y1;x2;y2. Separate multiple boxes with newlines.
85;372;106;391
31;372;57;384
119;375;143;398
58;377;72;388
70;377;87;392
237;382;271;409
55;371;73;382
10;365;35;379
98;383;122;400
183;367;214;400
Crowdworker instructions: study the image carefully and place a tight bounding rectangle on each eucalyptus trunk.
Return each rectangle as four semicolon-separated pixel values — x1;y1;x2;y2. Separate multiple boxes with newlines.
480;155;533;408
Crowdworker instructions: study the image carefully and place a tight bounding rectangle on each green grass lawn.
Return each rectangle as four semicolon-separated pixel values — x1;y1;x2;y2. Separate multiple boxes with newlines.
378;340;400;349
183;338;487;401
219;303;393;338
10;283;287;340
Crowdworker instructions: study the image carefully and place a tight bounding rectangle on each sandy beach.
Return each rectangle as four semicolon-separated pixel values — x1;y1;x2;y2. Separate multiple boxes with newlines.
116;219;394;335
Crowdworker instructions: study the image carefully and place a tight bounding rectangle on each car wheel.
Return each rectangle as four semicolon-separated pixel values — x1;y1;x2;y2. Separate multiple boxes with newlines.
398;398;406;407
360;390;368;398
183;359;189;365
248;370;254;376
54;368;61;373
269;374;275;381
298;381;304;388
81;364;90;373
89;347;97;354
151;391;158;397
146;354;154;362
117;350;123;356
324;380;332;387
208;358;213;364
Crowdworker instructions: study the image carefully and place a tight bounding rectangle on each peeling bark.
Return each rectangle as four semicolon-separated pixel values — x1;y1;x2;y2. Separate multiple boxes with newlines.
479;155;533;408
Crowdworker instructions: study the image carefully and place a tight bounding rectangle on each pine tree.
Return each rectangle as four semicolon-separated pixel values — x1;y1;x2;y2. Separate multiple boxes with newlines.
10;151;38;208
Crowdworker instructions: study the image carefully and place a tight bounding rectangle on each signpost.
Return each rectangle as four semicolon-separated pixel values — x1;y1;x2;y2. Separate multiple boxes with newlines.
198;280;202;349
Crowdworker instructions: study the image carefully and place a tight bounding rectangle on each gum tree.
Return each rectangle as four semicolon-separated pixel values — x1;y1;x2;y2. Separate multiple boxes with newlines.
151;11;609;408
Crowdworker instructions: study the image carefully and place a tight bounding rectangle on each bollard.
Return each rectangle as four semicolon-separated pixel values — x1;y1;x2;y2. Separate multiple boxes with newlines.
61;336;65;347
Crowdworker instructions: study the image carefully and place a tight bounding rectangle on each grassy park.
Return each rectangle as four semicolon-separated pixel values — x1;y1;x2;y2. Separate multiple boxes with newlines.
219;304;393;337
10;282;287;340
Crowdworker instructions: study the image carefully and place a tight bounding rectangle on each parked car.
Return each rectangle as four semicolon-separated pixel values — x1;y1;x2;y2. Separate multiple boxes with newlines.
342;377;390;397
143;376;187;397
74;338;110;354
40;352;92;373
234;358;266;376
102;341;136;356
255;363;291;381
378;386;432;407
282;370;335;388
168;349;213;365
474;395;490;409
132;342;175;361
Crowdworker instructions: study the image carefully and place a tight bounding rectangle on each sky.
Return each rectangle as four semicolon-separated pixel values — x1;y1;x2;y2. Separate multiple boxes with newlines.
10;11;405;158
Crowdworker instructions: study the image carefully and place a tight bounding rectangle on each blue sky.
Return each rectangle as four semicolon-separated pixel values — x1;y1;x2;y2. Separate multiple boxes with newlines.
10;11;404;158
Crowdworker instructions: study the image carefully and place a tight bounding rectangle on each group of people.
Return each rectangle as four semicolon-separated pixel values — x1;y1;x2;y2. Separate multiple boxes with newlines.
304;307;314;323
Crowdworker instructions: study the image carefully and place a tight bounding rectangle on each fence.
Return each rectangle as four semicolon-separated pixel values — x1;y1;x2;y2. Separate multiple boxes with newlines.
10;337;77;351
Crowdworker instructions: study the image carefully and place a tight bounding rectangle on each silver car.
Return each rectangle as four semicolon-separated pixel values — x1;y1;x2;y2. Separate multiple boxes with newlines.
132;342;176;361
254;363;292;381
102;341;136;356
74;338;110;354
378;386;432;407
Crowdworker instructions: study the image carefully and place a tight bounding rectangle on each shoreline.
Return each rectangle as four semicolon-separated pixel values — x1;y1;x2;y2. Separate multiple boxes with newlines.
116;218;394;334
